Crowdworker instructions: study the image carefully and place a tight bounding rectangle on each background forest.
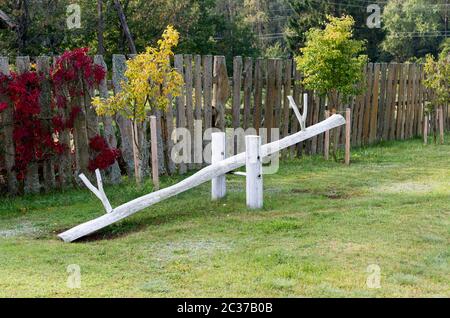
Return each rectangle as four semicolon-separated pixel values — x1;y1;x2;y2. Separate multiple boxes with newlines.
0;0;449;63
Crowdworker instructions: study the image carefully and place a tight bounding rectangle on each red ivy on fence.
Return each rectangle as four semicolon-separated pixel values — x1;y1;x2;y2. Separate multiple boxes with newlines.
88;135;121;172
0;48;118;183
51;47;106;110
0;102;8;112
0;71;64;179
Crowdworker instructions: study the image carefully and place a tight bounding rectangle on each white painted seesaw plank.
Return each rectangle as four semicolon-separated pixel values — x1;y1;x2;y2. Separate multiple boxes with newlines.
58;114;346;242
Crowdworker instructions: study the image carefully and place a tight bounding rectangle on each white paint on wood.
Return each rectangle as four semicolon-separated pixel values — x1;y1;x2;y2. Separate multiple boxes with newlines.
345;108;351;165
246;136;263;209
211;132;226;200
288;94;308;131
79;169;113;213
324;110;330;160
59;114;346;242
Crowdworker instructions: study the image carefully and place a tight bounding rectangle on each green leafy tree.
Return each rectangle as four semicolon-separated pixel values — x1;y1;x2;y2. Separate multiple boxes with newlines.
382;0;445;61
93;26;184;184
296;15;368;111
423;42;449;144
286;0;385;61
264;42;289;59
285;0;329;53
0;0;261;64
423;40;450;115
214;0;260;64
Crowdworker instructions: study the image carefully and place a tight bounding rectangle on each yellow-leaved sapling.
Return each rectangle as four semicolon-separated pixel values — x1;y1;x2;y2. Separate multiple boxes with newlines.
93;26;184;184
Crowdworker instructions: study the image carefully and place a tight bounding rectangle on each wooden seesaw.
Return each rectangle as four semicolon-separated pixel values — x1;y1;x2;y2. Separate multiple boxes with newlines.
58;95;346;242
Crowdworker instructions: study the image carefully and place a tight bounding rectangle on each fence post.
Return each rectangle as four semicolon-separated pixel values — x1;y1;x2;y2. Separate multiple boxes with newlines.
345;108;351;165
423;114;428;145
112;54;134;178
150;116;160;191
184;54;194;170
0;57;18;195
213;56;229;131
211;132;226;200
36;56;56;192
17;56;41;194
324;110;330;160
174;54;187;175
439;107;445;145
246;135;263;209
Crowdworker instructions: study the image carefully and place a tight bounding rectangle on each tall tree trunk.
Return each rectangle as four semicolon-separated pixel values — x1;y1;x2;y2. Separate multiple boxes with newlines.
16;0;30;55
97;0;105;55
113;0;137;54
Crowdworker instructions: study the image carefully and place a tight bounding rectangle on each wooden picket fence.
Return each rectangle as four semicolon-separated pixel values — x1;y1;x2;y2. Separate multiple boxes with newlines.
0;54;449;195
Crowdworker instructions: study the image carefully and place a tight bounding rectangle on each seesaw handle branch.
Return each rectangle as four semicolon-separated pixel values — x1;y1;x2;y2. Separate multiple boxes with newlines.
79;169;113;214
288;94;308;131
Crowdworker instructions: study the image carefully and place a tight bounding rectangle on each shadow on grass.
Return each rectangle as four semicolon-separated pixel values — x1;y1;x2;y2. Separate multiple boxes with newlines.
56;202;214;243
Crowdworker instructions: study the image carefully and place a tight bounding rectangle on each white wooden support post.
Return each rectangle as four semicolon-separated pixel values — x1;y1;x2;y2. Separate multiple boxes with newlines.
245;135;263;209
324;110;330;160
211;132;226;200
345;108;351;165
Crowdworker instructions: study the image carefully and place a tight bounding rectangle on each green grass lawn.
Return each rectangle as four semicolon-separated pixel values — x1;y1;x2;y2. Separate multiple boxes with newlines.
0;135;449;297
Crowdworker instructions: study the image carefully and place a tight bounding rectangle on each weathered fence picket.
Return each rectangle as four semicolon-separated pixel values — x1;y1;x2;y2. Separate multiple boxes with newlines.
243;57;253;130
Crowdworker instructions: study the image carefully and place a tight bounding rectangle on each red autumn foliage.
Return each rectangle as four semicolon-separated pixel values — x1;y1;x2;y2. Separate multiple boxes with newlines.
0;102;8;112
88;135;120;172
0;71;65;179
50;48;113;173
51;47;106;110
0;48;111;184
51;106;81;132
89;135;109;152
